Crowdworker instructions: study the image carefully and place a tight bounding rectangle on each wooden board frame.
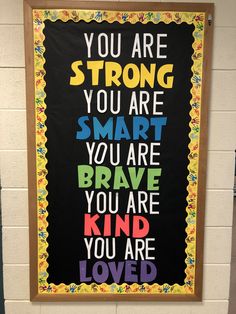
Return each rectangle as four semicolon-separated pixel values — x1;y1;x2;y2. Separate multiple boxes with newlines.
24;0;214;301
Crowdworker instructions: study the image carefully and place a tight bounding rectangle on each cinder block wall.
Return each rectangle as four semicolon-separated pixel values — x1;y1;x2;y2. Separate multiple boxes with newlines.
0;0;235;313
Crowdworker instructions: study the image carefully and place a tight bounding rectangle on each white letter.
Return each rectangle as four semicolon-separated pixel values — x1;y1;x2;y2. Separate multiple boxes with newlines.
97;90;107;113
138;192;148;213
129;92;138;115
150;193;159;214
86;142;95;164
94;143;108;164
131;34;141;58
138;143;148;166
98;33;109;57
110;90;121;114
85;190;94;213
124;238;134;259
111;33;121;58
84;33;94;58
126;143;136;165
84;238;93;259
139;91;150;114
145;238;155;260
126;192;136;213
110;143;120;166
135;239;145;260
94;238;105;259
83;90;93;113
143;33;153;58
150;143;160;165
97;192;106;214
157;34;167;58
153;91;163;115
106;238;116;259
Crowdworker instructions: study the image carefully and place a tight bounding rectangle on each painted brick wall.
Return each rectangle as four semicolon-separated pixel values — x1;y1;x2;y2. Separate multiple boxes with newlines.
0;0;235;313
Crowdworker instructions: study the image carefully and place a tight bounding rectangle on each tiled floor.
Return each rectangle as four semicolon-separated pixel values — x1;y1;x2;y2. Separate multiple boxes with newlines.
228;195;236;314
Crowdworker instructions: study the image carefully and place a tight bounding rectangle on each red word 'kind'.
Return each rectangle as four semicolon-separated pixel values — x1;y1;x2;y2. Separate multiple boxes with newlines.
84;214;149;238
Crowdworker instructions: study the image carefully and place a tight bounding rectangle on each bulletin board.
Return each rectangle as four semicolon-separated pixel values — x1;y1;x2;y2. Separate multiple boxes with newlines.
24;0;213;301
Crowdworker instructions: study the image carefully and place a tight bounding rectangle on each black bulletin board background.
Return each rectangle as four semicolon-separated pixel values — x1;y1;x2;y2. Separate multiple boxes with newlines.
43;20;194;286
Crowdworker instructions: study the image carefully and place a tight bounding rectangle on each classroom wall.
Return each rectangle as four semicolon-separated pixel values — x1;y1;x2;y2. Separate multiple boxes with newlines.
0;0;235;313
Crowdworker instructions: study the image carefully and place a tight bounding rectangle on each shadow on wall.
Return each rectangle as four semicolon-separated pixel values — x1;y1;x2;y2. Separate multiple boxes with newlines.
0;183;5;313
228;150;236;314
234;150;236;197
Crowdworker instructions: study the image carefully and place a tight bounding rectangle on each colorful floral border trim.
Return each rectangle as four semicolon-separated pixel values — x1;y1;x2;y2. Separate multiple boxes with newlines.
33;9;205;295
